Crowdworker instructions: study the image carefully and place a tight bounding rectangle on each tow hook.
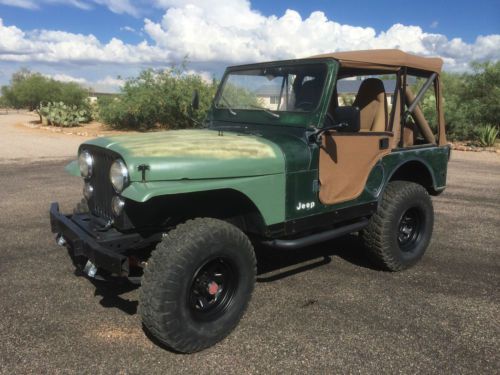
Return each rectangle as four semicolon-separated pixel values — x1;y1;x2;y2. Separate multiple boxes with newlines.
56;234;66;247
83;260;98;278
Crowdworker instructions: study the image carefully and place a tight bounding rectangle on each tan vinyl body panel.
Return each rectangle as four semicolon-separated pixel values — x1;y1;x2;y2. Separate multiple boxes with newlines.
319;134;391;204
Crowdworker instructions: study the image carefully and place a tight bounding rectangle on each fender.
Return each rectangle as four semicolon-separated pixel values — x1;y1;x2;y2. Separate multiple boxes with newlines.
379;146;449;198
121;173;286;226
65;160;80;177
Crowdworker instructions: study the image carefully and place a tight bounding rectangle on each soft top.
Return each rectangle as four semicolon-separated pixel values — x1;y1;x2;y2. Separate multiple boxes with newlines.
311;49;443;74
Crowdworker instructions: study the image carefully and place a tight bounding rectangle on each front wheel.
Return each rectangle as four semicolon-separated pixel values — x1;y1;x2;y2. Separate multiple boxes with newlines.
361;181;434;271
139;218;256;353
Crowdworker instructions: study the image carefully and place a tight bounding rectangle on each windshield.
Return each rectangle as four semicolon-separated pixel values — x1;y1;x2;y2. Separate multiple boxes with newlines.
215;63;327;113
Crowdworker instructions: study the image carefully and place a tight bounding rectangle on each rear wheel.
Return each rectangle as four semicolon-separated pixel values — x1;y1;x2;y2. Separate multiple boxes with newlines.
361;181;434;271
139;218;256;353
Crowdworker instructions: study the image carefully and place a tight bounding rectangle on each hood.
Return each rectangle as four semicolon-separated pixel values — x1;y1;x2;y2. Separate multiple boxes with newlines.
83;129;285;181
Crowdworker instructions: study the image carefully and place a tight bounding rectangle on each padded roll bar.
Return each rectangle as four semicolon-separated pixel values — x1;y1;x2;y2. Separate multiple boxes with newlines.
408;73;437;114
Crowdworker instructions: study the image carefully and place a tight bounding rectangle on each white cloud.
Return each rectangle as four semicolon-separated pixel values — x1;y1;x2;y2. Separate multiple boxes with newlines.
0;0;499;78
42;72;125;92
185;69;213;83
0;0;138;16
0;18;169;64
96;75;125;87
141;2;499;71
120;25;145;37
0;0;39;9
47;73;87;84
120;26;136;33
93;0;139;17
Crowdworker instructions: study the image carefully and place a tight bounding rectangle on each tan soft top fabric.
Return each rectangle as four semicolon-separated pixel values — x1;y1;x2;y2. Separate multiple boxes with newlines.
311;49;443;73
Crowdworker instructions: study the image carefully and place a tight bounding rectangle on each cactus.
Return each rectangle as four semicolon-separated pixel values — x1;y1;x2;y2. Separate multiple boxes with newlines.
38;101;92;127
477;125;499;147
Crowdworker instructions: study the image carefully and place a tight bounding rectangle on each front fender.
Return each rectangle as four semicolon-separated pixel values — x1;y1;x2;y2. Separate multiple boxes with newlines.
121;174;286;226
65;160;80;177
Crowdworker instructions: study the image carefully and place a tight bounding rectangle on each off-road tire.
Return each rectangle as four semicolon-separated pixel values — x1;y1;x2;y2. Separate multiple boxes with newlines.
139;218;256;353
361;181;434;271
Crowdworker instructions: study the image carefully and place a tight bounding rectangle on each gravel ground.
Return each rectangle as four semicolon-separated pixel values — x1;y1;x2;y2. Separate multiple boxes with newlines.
0;112;90;163
0;115;499;374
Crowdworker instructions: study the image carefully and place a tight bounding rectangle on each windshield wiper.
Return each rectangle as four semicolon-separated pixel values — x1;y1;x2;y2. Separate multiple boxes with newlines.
249;104;280;119
220;96;237;116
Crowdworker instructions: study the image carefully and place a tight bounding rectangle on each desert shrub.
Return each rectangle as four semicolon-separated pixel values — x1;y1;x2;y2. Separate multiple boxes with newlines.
410;61;499;141
441;62;500;141
0;95;8;110
1;69;88;111
98;68;217;130
218;82;261;109
339;94;355;106
477;125;499;147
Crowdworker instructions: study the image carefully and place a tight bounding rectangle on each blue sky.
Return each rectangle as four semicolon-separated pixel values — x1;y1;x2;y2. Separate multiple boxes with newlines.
0;0;499;91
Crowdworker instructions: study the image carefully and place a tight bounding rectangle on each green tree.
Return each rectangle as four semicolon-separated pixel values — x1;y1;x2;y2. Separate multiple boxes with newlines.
3;72;56;111
59;82;89;107
0;94;8;111
414;61;500;141
0;69;90;122
99;67;218;130
460;62;500;127
218;82;261;109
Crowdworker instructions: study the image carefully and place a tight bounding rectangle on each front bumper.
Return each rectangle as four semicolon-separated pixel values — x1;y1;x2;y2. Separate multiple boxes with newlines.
49;202;158;275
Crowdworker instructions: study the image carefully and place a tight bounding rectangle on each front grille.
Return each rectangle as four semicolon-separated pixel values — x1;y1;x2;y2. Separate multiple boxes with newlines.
85;146;117;221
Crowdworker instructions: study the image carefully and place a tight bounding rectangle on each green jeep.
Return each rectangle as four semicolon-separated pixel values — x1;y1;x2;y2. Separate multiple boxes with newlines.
50;49;450;353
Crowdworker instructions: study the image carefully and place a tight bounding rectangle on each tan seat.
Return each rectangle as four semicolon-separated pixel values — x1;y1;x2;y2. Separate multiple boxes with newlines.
352;78;388;132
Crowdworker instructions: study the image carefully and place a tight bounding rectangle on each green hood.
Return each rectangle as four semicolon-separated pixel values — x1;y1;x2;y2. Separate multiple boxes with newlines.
83;129;285;181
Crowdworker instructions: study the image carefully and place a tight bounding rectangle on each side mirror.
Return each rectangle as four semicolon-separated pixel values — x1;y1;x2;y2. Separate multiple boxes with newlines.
333;106;360;132
191;90;200;111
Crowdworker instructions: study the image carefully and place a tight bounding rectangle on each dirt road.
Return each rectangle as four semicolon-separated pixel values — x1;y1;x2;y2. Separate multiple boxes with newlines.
0;112;90;163
0;114;499;374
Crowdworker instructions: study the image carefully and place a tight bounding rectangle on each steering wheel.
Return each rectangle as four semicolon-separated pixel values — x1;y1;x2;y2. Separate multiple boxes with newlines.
295;101;314;111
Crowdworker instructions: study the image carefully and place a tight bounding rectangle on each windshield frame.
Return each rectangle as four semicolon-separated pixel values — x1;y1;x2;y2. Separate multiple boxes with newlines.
211;58;338;128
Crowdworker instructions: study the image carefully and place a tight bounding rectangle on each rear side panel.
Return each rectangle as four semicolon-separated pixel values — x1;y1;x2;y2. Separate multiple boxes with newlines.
382;145;449;190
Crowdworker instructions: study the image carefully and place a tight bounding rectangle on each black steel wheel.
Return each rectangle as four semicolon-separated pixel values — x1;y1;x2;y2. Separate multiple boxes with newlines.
397;207;423;251
188;257;238;321
140;218;256;353
361;181;434;271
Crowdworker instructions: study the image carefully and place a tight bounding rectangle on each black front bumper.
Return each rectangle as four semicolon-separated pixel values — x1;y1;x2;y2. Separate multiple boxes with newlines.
50;202;158;275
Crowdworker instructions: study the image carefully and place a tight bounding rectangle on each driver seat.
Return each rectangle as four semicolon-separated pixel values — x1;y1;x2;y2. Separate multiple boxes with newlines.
294;78;322;110
352;78;388;132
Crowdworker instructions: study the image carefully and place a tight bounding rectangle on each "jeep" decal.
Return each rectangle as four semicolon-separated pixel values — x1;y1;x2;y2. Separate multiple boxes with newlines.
296;201;316;211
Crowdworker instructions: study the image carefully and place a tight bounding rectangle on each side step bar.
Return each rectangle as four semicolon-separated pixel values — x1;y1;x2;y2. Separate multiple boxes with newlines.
263;219;369;250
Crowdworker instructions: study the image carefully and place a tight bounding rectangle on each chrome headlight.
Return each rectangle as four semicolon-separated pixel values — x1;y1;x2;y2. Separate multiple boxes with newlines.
111;196;125;216
110;159;129;193
78;150;93;179
83;182;94;200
